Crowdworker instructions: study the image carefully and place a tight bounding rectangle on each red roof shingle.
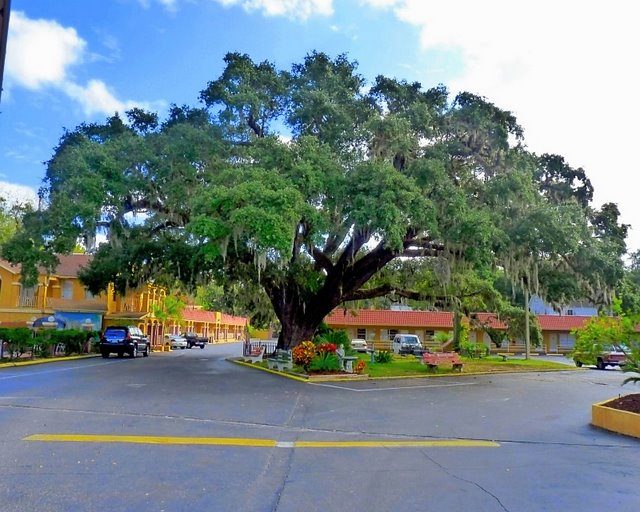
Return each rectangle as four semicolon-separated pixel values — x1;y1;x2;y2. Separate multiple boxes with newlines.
326;309;454;328
537;315;592;331
182;307;247;326
326;309;596;333
0;254;92;278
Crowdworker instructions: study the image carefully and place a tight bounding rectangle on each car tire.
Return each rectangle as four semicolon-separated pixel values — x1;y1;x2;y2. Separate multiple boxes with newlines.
131;345;137;358
101;352;109;359
117;352;124;358
200;344;205;349
143;346;149;357
596;358;606;370
575;360;582;367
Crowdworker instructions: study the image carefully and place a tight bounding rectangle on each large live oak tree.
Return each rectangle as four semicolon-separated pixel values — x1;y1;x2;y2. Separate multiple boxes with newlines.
3;53;626;349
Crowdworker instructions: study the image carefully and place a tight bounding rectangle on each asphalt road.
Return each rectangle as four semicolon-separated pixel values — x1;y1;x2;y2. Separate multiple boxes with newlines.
0;343;638;512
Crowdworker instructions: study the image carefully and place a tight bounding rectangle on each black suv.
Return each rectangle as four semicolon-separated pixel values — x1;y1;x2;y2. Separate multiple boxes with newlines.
100;326;150;358
183;332;207;349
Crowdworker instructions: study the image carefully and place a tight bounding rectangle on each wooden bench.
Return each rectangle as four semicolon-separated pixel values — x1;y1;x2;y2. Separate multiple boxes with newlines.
267;349;293;371
497;353;510;362
422;352;463;372
244;345;265;363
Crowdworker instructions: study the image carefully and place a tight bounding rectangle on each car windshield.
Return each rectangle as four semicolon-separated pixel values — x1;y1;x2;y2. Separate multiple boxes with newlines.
399;336;419;344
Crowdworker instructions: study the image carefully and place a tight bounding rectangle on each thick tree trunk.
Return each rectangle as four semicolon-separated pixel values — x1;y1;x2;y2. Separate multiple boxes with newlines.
277;318;317;350
269;283;334;350
268;237;398;350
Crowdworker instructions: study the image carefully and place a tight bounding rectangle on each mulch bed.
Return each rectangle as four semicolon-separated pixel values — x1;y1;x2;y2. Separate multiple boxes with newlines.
602;393;640;414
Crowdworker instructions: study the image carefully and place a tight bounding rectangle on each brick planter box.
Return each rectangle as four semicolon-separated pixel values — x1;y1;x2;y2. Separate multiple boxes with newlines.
592;397;640;439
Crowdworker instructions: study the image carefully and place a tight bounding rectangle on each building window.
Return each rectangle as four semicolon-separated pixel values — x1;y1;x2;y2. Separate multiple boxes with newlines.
389;329;398;341
566;309;574;316
356;328;366;339
62;280;73;299
424;330;434;341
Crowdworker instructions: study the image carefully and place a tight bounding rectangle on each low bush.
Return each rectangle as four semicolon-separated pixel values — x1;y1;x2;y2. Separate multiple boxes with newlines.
46;330;88;355
314;327;353;354
375;350;393;364
309;352;341;372
292;341;316;370
460;341;489;358
316;342;337;354
0;328;33;359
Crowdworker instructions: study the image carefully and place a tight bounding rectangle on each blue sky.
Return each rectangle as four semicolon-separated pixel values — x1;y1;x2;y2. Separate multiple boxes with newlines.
2;0;640;249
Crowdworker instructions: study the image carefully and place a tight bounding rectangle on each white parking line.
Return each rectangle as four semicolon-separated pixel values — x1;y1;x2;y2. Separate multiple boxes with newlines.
0;396;43;399
309;381;476;392
0;361;118;381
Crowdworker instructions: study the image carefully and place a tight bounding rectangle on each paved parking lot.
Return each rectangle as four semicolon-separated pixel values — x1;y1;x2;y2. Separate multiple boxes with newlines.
0;343;638;511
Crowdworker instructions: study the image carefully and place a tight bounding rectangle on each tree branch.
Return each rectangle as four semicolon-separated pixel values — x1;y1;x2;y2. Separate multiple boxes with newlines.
291;220;307;264
311;246;334;273
323;221;351;258
149;220;179;236
247;112;264;137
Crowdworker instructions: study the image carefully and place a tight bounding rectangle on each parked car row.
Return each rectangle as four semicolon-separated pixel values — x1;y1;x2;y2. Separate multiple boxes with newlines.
99;326;209;358
164;333;208;349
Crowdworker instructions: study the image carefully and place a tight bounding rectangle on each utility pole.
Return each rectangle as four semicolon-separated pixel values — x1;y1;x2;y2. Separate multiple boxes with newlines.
0;0;12;103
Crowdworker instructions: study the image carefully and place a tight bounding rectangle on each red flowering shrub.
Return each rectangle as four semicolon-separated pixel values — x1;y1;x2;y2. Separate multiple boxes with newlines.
292;341;316;369
354;360;366;375
316;342;337;354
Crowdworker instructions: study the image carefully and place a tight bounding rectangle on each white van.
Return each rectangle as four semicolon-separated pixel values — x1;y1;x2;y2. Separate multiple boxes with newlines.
392;334;422;354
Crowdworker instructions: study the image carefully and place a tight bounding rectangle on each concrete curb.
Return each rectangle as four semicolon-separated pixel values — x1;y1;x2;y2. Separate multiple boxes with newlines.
0;354;100;369
229;358;309;382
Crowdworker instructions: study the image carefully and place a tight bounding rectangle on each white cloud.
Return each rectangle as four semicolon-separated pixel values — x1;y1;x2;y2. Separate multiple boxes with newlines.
6;11;85;90
215;0;333;20
362;0;640;250
62;80;142;117
6;11;152;117
0;181;38;208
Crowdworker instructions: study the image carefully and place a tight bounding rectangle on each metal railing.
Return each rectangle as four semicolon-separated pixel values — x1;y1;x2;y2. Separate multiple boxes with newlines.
244;340;278;357
18;296;37;308
121;301;141;312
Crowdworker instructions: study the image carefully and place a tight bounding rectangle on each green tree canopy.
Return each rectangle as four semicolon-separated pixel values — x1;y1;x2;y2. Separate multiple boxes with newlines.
3;52;627;349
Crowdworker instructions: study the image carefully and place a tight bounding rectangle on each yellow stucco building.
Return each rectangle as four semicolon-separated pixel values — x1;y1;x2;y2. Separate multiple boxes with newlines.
0;255;248;347
0;255;106;331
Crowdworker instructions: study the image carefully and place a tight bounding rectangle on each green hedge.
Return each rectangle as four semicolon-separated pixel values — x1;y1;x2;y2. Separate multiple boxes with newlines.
0;328;99;359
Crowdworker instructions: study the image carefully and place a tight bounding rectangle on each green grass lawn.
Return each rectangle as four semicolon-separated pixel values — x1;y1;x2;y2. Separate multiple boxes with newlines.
250;353;573;379
357;353;573;378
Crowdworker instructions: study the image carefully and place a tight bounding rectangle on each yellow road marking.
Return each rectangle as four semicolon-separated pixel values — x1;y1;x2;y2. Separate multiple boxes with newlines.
295;440;499;448
24;434;498;448
24;434;276;447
